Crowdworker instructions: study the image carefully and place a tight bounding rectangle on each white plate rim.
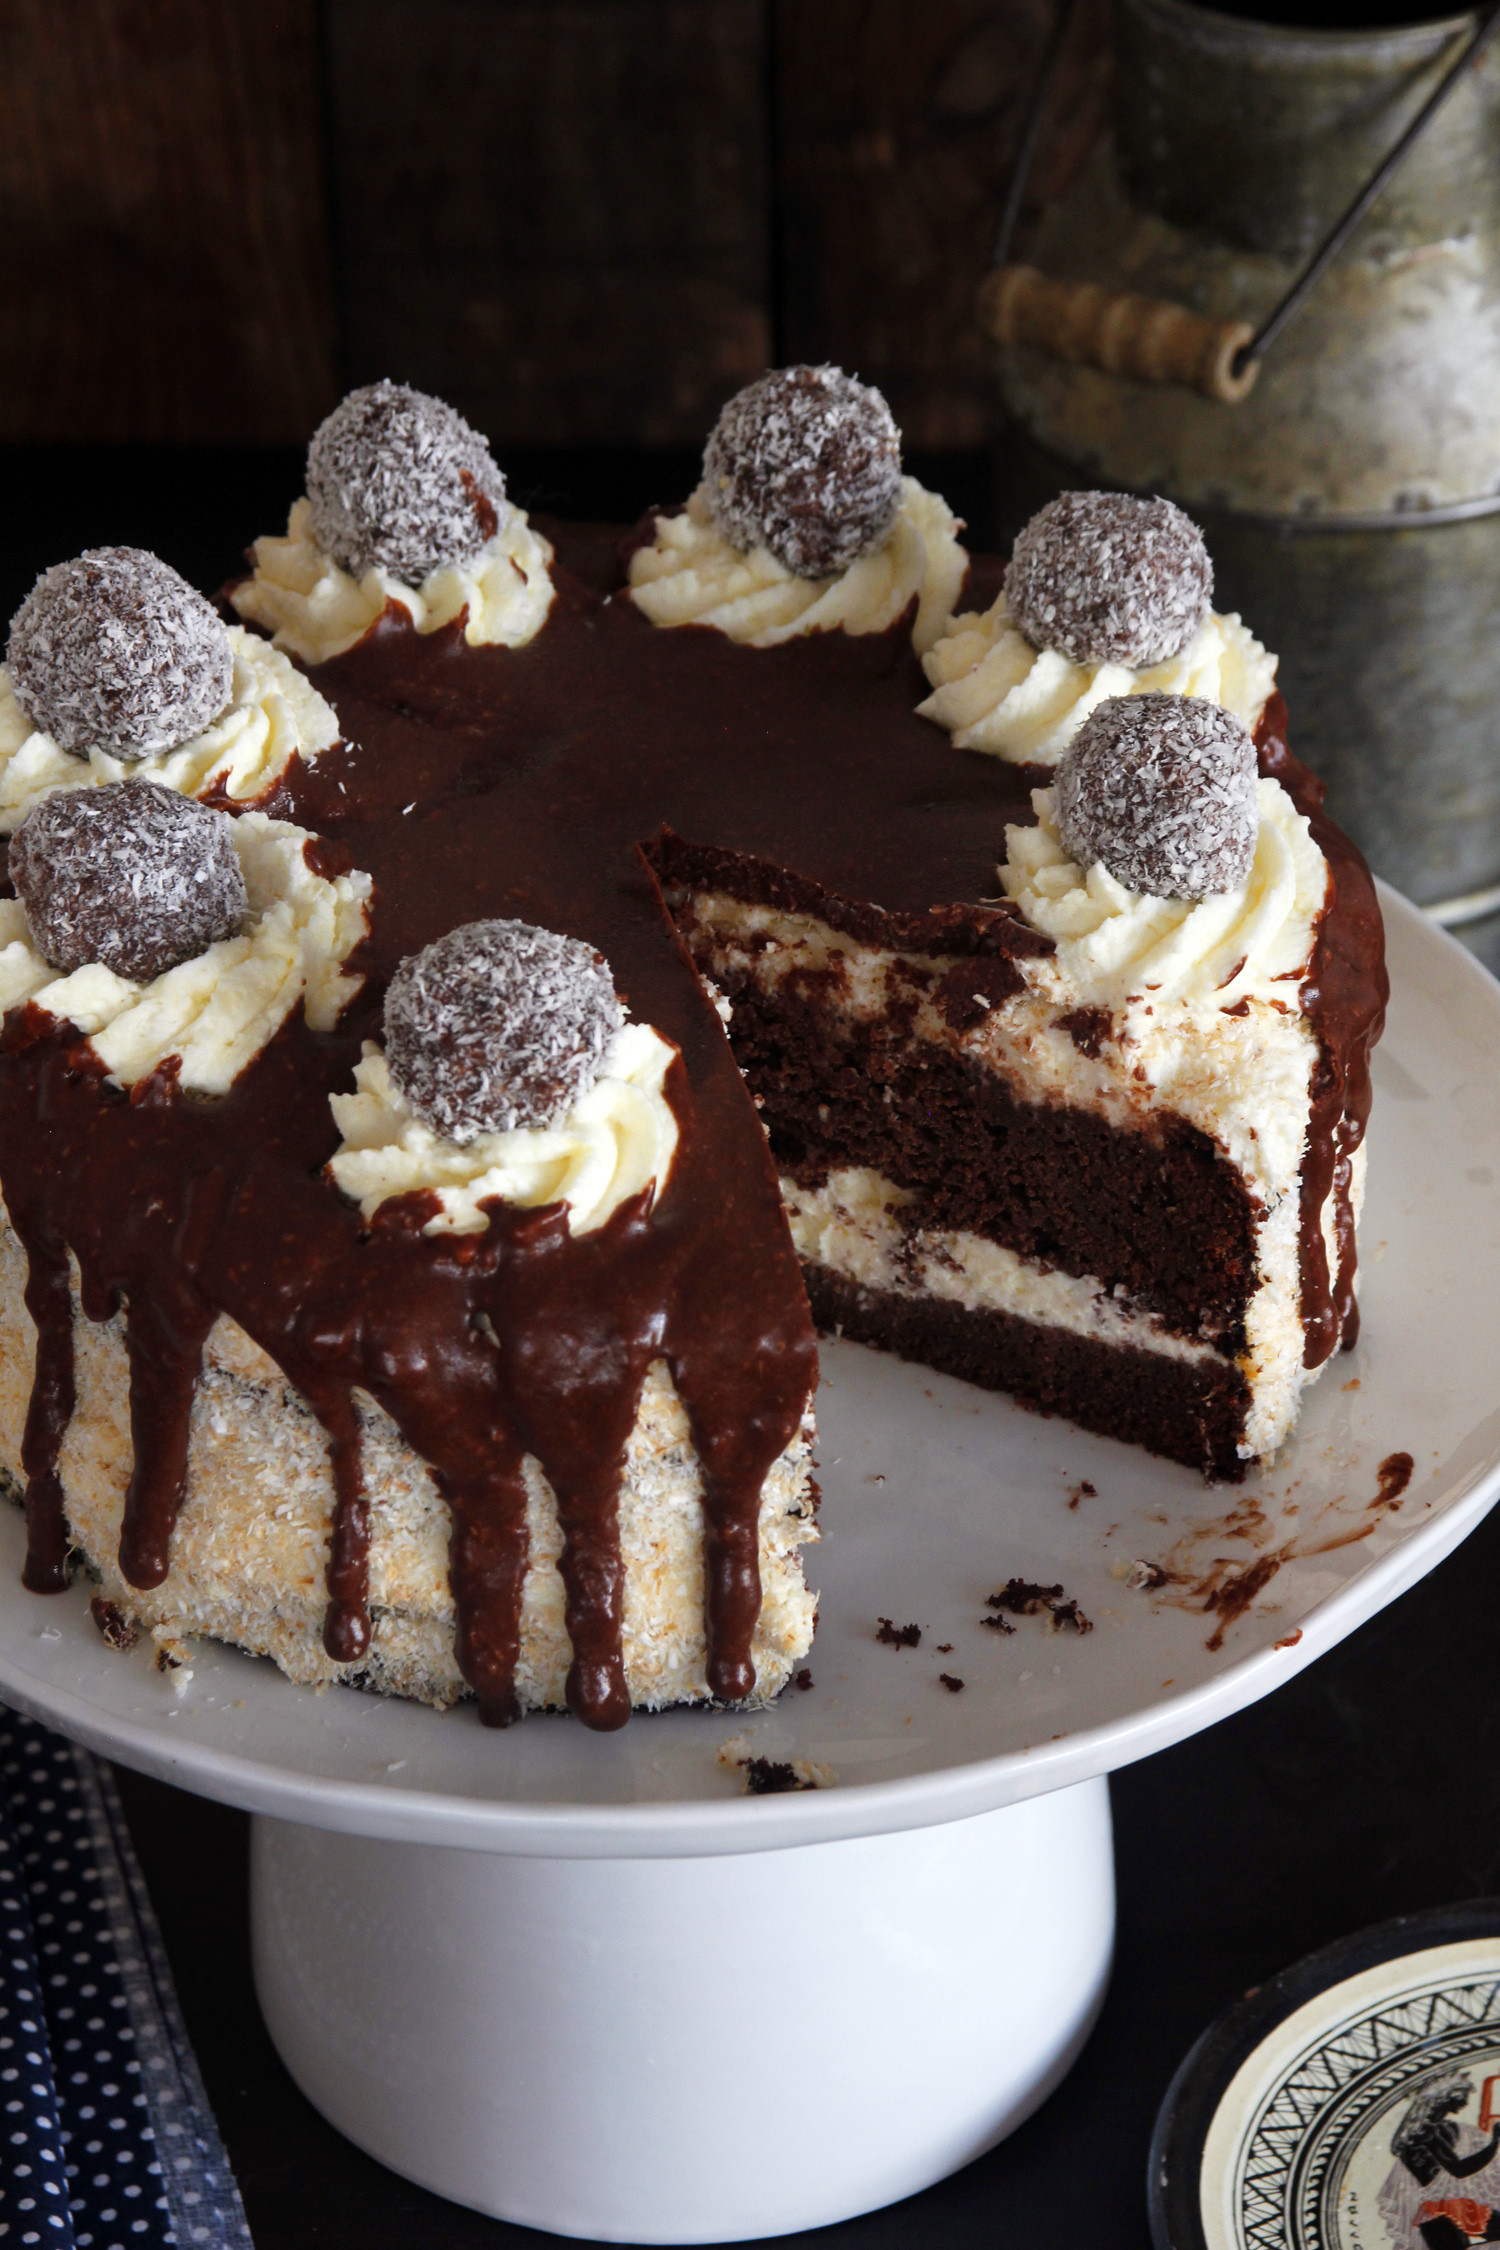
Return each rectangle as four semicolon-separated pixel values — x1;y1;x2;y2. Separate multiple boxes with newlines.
0;881;1494;1858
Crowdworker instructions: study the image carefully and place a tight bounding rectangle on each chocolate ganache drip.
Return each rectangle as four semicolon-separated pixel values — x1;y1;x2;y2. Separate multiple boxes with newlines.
0;520;1383;1723
1254;693;1387;1367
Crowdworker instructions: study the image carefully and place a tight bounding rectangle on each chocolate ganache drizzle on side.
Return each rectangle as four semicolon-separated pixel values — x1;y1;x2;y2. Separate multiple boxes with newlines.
0;475;1385;1728
1253;693;1387;1368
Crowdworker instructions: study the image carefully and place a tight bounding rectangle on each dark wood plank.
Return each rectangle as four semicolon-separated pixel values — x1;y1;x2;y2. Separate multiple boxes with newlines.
324;0;771;447
0;0;336;443
0;0;1107;456
774;0;1113;448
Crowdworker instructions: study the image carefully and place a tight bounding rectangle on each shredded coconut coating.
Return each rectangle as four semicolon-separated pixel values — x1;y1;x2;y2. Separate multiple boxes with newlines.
703;365;903;579
1005;492;1212;669
7;548;234;760
9;779;249;982
306;380;509;585
384;918;624;1144
1054;693;1258;902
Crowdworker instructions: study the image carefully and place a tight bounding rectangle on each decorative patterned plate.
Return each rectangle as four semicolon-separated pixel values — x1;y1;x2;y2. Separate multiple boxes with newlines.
1152;1902;1500;2250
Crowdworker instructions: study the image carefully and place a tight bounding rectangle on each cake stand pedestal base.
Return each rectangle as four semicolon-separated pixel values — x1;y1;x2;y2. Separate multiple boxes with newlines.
250;1774;1114;2244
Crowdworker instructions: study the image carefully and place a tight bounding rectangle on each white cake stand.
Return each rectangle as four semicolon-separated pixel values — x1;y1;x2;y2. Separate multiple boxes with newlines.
2;886;1498;2244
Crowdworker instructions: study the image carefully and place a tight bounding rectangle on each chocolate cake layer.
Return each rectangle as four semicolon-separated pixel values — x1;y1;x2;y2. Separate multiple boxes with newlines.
806;1264;1252;1479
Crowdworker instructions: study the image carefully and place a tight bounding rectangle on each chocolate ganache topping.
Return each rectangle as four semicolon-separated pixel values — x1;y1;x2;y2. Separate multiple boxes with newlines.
1254;697;1387;1370
0;478;1385;1727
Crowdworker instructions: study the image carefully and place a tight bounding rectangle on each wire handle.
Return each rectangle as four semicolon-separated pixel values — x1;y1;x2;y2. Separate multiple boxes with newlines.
978;265;1257;403
1234;0;1500;376
983;0;1500;404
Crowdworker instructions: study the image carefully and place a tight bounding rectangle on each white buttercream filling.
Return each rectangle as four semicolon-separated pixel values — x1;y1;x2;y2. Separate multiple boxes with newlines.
918;595;1277;764
0;628;340;835
785;1166;1214;1363
0;811;371;1092
626;478;968;656
1000;779;1328;1008
232;496;556;666
328;1022;680;1236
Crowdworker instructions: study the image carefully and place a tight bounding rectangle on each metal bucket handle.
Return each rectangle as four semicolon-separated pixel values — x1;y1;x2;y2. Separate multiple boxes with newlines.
978;0;1500;403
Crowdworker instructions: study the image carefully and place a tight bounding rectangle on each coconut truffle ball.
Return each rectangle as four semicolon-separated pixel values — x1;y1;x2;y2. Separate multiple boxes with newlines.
9;780;249;982
306;380;508;585
702;365;903;579
1005;492;1212;669
7;548;234;761
384;918;624;1144
1055;693;1258;901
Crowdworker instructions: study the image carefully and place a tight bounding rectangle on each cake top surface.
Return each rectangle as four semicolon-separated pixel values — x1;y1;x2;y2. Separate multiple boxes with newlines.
702;365;903;579
383;918;624;1144
306;380;508;586
7;548;234;760
1004;492;1212;669
1054;693;1259;901
9;778;247;983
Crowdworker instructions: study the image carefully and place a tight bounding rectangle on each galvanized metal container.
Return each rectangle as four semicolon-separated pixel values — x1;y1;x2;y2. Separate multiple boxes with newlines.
994;0;1500;912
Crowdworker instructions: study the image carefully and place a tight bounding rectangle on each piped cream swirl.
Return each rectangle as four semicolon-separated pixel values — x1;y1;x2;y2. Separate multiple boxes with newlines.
1000;779;1327;1005
626;478;967;655
0;811;371;1091
0;627;339;834
919;596;1276;764
328;1022;680;1237
233;496;556;666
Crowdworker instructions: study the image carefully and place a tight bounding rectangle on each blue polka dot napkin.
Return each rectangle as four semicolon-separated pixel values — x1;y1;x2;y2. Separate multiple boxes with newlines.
0;1707;252;2250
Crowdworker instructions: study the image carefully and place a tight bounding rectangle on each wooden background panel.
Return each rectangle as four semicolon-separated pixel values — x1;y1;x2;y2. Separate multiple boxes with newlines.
774;0;1113;449
325;0;772;447
0;0;336;443
0;0;1109;452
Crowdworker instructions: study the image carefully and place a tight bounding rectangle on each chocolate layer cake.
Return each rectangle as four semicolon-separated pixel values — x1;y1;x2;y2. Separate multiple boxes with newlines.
0;378;1385;1729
